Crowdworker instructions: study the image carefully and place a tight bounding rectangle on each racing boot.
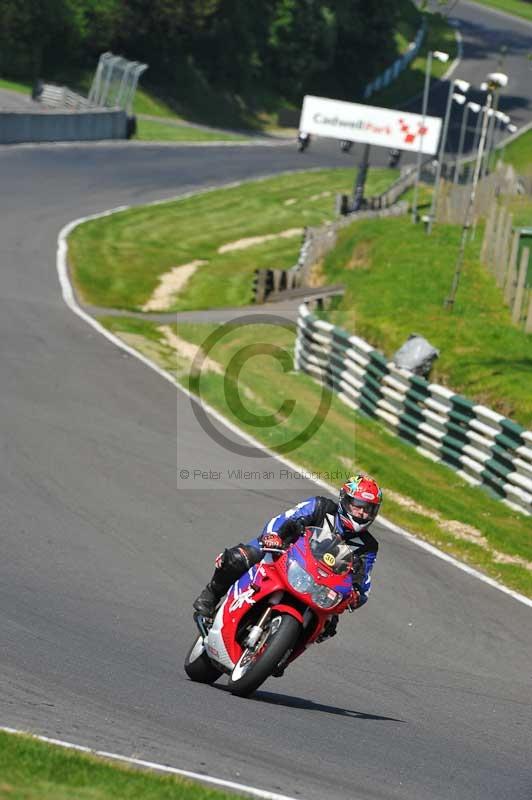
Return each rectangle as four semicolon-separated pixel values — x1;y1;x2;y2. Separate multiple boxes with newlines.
192;574;229;618
193;544;262;618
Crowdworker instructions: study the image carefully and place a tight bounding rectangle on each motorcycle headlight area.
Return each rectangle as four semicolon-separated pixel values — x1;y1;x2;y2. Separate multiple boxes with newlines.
287;559;342;609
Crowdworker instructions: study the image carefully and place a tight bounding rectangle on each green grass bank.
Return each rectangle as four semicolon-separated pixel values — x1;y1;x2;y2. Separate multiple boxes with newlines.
134;118;245;143
503;129;532;176
320;215;532;428
68;168;397;312
100;315;532;598
0;730;245;800
68;167;532;428
467;0;532;22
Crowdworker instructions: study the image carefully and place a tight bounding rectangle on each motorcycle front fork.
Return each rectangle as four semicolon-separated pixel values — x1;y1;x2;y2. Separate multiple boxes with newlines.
194;613;211;639
245;607;272;649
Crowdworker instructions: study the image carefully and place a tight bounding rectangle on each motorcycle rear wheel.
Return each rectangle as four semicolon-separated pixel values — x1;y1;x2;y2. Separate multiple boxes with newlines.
184;635;223;684
228;613;301;698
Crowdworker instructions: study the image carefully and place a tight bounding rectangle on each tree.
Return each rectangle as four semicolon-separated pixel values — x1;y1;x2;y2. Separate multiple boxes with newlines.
0;0;85;81
329;0;400;98
266;0;337;97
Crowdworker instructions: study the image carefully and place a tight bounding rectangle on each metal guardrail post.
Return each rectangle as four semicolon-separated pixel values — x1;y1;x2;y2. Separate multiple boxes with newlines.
88;52;110;106
125;64;148;114
100;55;122;106
116;61;137;109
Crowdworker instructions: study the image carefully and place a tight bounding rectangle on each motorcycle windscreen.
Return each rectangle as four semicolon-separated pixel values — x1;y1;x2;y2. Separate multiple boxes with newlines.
308;528;353;574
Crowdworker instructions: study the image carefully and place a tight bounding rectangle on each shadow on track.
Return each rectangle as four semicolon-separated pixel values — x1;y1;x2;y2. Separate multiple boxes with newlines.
216;685;405;722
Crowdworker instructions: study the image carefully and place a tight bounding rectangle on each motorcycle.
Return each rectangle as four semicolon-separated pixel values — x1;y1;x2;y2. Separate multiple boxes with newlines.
297;131;310;152
388;148;401;168
184;527;356;697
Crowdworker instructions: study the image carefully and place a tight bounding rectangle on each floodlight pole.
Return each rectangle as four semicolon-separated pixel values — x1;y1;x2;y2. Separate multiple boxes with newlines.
480;88;501;179
453;103;469;184
444;90;494;310
427;81;455;234
412;50;433;222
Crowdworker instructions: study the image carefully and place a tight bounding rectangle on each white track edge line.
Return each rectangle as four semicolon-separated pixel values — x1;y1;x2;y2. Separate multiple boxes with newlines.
57;187;532;612
0;727;305;800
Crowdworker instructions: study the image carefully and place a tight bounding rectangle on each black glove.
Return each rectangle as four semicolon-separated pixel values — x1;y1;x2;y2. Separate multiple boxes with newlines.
278;517;306;544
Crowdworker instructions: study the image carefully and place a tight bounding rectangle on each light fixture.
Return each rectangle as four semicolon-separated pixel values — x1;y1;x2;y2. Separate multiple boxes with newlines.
486;72;508;88
454;79;470;93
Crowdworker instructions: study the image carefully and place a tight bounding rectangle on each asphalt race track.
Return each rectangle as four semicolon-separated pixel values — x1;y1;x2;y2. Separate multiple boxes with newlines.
1;4;531;799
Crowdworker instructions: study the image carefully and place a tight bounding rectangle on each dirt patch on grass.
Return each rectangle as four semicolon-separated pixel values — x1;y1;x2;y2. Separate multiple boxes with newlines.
345;240;372;270
142;260;207;311
439;519;488;545
114;332;166;362
386;490;489;545
307;259;326;288
218;228;303;254
492;551;532;571
385;489;532;569
309;191;332;201
158;325;224;375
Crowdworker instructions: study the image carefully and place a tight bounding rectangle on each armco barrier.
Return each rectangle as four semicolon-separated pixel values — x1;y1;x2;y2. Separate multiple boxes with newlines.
295;305;532;515
363;19;426;100
0;110;128;144
37;83;93;110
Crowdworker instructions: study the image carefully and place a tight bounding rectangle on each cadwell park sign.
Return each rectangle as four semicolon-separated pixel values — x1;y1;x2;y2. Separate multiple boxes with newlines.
299;95;442;155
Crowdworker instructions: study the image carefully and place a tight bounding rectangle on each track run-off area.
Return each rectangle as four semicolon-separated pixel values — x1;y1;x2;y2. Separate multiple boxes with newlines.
1;3;532;799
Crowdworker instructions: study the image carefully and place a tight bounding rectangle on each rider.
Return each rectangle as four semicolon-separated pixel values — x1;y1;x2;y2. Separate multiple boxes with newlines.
193;475;382;641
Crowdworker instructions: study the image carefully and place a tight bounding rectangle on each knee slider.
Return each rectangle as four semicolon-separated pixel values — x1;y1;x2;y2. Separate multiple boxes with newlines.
222;544;253;578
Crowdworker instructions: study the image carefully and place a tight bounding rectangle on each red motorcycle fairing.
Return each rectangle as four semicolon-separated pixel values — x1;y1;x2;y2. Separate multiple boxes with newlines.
217;561;287;668
211;530;354;672
269;603;304;624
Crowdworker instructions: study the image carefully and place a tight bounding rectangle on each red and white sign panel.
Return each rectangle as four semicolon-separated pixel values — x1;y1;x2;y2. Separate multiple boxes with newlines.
300;95;442;155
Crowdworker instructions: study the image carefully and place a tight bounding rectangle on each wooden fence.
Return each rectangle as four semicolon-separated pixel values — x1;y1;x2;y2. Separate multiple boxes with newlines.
435;162;520;226
480;202;532;332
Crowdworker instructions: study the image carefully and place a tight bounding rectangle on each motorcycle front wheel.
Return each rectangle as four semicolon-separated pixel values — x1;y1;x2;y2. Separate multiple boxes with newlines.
228;613;301;698
184;635;223;684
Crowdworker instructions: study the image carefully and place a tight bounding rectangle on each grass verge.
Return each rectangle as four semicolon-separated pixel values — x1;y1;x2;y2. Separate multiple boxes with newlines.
0;730;245;800
99;315;532;598
502;130;532;176
319;214;532;427
0;77;31;94
67;168;397;312
134;118;246;143
466;0;532;22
